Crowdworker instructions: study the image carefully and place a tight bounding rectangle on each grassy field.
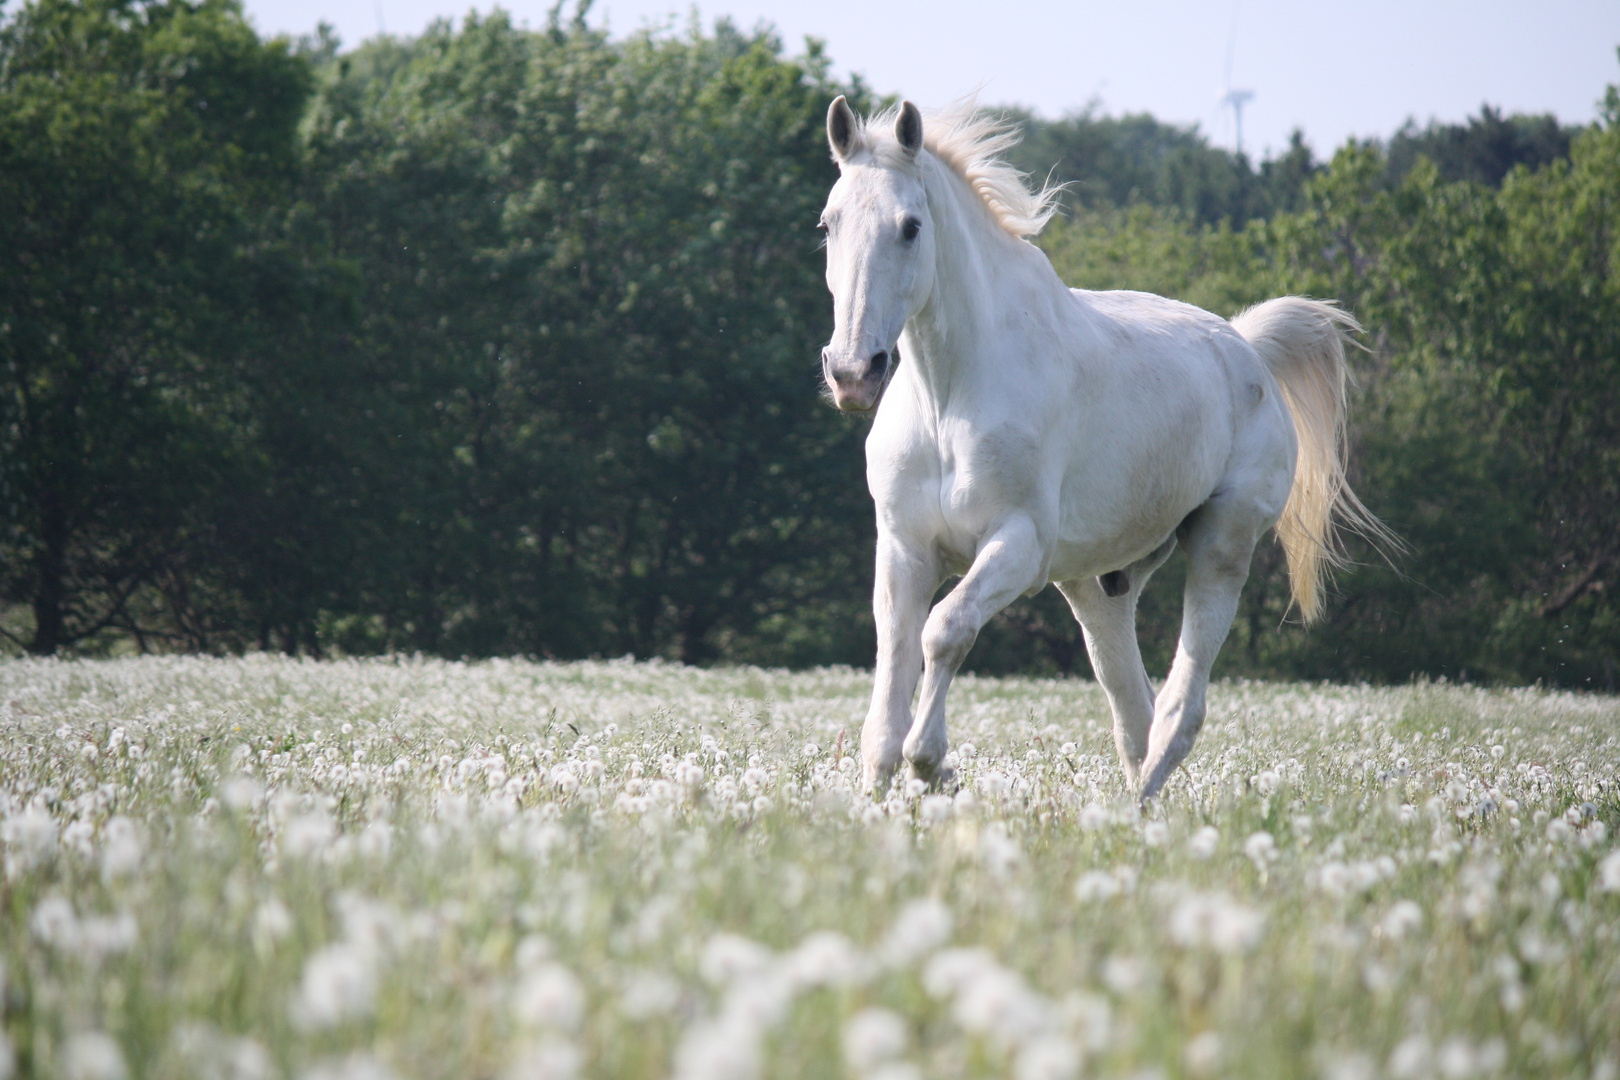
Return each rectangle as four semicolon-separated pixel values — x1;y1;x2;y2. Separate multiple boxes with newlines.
0;655;1616;1080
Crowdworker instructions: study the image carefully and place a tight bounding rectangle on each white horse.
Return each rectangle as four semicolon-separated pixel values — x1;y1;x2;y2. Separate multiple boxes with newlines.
819;96;1392;800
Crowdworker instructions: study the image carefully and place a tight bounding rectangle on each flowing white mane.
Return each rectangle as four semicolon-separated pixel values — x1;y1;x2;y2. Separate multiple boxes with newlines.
853;100;1063;238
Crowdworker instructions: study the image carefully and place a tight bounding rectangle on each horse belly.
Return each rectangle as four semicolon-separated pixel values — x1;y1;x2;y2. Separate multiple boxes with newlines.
1047;404;1231;579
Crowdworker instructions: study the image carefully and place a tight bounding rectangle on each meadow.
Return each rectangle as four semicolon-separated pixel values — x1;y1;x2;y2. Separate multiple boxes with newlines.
0;655;1616;1080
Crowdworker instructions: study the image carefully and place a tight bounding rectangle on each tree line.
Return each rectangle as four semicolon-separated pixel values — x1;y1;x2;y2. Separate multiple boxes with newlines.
1;0;1615;690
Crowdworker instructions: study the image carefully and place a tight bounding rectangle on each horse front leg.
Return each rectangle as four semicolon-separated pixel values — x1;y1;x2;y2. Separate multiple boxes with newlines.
904;515;1045;788
862;534;938;793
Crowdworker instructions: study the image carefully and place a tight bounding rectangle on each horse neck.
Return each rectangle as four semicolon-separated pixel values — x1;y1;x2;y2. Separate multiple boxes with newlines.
905;156;1051;400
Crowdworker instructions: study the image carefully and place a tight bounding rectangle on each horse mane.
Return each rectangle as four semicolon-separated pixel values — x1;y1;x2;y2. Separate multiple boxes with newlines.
855;98;1064;238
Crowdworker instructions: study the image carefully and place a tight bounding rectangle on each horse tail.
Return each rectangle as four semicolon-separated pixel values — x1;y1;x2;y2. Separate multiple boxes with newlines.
1230;297;1399;623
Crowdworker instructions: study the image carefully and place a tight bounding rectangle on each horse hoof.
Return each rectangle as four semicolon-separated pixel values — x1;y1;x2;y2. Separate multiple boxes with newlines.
864;761;900;796
905;761;956;793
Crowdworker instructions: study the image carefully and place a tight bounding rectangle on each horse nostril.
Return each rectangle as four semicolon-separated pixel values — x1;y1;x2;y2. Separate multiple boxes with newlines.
868;350;889;379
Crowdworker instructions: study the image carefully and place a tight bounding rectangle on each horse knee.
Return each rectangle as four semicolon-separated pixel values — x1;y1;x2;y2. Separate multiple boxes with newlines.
921;604;976;669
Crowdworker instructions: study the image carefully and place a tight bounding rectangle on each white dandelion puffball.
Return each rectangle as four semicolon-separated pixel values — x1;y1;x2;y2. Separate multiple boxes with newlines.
300;1053;398;1080
1168;892;1266;954
1597;848;1620;893
699;934;773;986
291;944;376;1029
1244;831;1278;865
512;964;585;1031
62;1032;127;1080
1015;1034;1081;1080
879;897;953;968
502;1037;582;1080
843;1008;908;1072
1074;870;1121;902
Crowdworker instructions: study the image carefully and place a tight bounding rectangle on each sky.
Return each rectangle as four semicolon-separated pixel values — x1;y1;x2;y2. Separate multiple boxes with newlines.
242;0;1620;159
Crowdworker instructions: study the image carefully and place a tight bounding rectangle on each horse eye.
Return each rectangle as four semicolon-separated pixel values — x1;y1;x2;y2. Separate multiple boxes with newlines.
902;217;921;241
816;218;829;232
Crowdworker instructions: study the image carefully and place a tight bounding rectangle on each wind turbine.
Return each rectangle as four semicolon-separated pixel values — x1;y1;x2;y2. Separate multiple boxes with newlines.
1222;87;1254;157
1220;2;1253;156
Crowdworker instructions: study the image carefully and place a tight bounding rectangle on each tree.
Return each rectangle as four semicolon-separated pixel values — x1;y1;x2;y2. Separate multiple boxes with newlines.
1008;106;1320;227
1386;104;1578;188
292;13;876;662
0;0;313;652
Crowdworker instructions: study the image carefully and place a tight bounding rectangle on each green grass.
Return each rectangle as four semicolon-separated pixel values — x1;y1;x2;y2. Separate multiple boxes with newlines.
1;655;1616;1080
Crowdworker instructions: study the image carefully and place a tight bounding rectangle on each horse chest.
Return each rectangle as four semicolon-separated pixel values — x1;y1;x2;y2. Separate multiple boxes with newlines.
874;420;1042;567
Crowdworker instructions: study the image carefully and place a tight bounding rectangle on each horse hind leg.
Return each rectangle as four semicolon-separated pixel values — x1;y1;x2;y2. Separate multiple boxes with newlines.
1058;535;1176;789
1138;494;1270;801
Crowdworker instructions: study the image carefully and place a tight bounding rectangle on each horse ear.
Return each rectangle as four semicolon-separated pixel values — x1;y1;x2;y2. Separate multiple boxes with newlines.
827;95;858;161
896;100;923;157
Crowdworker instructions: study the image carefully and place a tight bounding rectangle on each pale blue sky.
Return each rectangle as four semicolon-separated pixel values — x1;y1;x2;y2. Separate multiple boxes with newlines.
243;0;1619;159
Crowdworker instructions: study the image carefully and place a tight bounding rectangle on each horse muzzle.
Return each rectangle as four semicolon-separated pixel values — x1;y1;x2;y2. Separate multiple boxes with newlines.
822;347;893;412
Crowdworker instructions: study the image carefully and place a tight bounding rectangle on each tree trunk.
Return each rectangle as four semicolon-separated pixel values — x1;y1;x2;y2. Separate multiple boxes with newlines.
29;499;69;655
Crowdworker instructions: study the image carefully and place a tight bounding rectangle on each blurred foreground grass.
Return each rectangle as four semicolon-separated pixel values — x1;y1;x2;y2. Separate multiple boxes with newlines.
0;656;1617;1080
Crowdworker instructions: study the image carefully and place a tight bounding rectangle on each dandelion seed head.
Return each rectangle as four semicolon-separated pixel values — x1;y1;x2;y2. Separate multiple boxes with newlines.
1184;1032;1222;1077
880;897;953;968
291;944;376;1029
1100;954;1145;995
502;1037;581;1080
1187;825;1219;860
1015;1034;1081;1080
922;947;998;999
1388;1035;1431;1079
1167;891;1265;954
1377;900;1422;940
672;1015;762;1080
786;931;863;988
62;1032;127;1080
843;1007;908;1072
699;934;772;986
171;1023;273;1080
1074;870;1121;902
3;806;59;875
300;1053;397;1080
619;970;681;1019
1244;831;1278;865
1598;848;1620;893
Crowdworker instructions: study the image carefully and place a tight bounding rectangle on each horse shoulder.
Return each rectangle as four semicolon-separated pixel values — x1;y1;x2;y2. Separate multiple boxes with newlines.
866;385;946;532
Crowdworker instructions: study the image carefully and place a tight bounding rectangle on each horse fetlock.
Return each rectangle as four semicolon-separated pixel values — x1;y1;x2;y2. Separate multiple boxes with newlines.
1115;749;1143;790
862;757;898;795
1138;756;1181;803
902;728;950;784
862;739;904;794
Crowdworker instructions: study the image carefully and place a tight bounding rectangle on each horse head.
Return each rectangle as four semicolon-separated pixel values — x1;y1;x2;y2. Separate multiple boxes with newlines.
818;96;935;412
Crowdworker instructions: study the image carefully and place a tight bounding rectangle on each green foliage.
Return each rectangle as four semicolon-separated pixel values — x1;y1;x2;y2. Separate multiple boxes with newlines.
1008;108;1319;227
0;6;1612;689
0;0;314;653
282;14;875;663
999;104;1618;689
1386;104;1578;188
